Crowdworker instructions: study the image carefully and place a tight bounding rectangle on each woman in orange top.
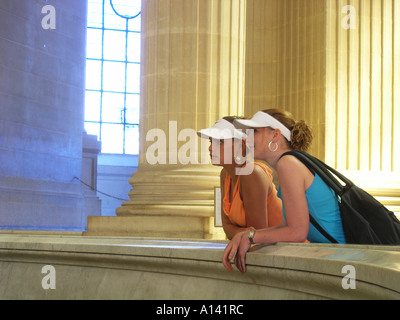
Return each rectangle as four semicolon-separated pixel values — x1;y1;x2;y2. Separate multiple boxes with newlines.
197;116;283;239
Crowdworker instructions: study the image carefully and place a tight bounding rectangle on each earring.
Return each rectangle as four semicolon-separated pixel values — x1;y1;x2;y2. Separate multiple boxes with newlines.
268;141;278;152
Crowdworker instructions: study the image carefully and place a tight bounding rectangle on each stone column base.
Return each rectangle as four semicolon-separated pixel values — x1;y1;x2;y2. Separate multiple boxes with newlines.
85;216;225;240
86;164;226;240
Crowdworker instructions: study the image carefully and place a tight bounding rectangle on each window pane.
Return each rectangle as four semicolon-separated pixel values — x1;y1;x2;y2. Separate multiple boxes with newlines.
126;94;140;124
124;125;140;155
86;28;103;60
87;0;103;29
111;0;141;20
86;60;102;90
127;32;141;63
128;15;141;32
102;61;126;92
85;91;101;122
103;30;126;61
104;1;126;30
85;0;141;155
102;92;125;123
126;63;140;93
84;122;100;139
101;123;124;153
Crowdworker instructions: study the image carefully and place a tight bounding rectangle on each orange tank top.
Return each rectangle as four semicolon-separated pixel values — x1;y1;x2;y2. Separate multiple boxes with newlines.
223;162;282;228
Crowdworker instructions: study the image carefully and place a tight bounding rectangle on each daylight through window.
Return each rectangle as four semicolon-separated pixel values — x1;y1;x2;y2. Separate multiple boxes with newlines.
85;0;141;154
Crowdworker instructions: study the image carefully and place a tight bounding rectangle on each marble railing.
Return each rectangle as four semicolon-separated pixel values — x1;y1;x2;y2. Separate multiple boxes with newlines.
0;234;398;300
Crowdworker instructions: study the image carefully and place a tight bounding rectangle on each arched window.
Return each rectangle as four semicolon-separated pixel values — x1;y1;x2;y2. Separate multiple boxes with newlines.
85;0;141;154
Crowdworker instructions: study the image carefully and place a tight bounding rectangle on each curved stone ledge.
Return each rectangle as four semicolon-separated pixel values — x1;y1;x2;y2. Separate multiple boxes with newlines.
0;234;398;300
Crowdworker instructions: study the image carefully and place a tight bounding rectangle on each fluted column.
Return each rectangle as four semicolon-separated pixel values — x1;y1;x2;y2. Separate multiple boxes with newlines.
242;0;400;215
325;0;400;173
111;0;247;239
244;0;327;159
323;0;400;214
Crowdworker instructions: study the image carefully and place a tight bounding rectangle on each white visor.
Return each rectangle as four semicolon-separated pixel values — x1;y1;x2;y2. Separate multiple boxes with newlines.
234;111;292;141
197;119;247;140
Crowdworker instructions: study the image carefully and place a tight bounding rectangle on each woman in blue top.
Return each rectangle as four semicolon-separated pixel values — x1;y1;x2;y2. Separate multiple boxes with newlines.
223;108;346;273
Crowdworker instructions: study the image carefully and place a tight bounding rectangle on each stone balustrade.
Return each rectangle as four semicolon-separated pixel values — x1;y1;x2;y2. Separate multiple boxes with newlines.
0;234;398;300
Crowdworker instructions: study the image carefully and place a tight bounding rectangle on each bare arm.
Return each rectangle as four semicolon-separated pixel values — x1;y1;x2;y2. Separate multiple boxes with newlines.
223;156;312;272
251;156;310;243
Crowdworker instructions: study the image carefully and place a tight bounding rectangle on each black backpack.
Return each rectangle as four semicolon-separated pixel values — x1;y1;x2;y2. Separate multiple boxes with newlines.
281;150;400;245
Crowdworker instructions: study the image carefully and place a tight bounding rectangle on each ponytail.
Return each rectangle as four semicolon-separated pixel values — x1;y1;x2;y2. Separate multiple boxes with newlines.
290;120;313;152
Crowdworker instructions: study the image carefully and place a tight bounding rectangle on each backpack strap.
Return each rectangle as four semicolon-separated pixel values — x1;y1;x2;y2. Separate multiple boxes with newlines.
309;215;339;244
280;150;346;195
280;150;339;244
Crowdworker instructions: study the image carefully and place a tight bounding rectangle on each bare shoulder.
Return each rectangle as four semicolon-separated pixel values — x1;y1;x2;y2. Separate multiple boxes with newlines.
240;163;269;181
277;154;312;189
277;154;305;174
240;164;272;193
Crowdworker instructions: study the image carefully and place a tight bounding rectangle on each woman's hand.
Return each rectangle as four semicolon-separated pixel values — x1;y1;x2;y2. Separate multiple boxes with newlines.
222;230;252;273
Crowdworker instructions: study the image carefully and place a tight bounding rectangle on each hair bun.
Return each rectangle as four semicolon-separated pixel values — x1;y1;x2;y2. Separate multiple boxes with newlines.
290;120;313;152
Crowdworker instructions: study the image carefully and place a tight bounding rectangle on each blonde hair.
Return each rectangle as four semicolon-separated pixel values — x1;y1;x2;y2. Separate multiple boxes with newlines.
262;109;313;152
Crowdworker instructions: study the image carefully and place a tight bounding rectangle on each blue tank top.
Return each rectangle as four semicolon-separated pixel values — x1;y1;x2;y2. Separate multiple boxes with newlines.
278;173;346;244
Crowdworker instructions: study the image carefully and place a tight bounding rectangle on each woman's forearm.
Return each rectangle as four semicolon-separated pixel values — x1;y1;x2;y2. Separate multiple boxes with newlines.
223;223;253;240
253;225;308;244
